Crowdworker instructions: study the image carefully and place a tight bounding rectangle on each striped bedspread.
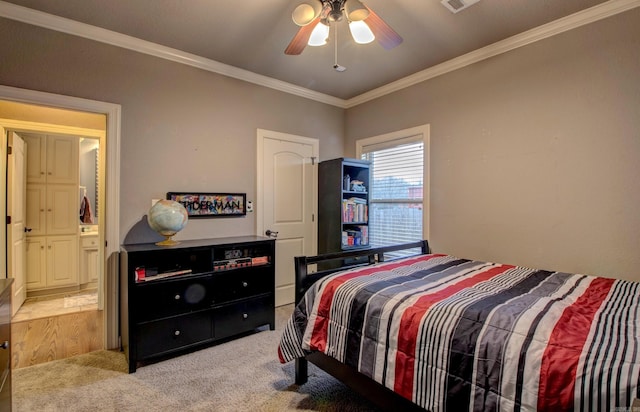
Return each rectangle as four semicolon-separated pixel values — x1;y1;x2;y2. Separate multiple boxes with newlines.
277;254;640;411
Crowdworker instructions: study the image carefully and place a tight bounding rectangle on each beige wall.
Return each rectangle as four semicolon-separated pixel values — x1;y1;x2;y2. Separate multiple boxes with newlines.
345;9;640;281
1;9;639;281
0;18;343;245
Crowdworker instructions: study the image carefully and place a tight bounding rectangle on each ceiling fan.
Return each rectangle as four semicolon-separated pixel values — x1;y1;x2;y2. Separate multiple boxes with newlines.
285;0;403;55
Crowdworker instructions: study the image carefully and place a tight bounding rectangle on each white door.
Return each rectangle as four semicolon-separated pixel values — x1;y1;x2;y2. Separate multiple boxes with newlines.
257;129;318;307
7;130;27;315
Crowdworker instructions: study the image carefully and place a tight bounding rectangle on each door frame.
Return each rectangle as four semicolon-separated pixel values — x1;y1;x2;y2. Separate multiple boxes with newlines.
0;85;121;349
0;129;5;281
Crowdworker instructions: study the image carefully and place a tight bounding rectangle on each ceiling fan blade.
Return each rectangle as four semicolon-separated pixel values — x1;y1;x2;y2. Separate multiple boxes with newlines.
285;16;321;55
365;7;403;50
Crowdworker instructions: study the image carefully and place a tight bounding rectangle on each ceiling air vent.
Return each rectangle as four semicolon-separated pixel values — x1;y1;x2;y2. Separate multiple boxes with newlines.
441;0;481;13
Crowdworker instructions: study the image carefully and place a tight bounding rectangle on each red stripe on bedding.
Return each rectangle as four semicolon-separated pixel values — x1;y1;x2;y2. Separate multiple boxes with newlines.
308;254;446;352
394;264;515;400
537;276;614;410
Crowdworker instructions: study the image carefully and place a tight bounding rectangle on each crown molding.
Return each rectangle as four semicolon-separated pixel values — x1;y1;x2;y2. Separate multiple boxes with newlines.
0;1;346;108
1;0;638;109
345;0;640;108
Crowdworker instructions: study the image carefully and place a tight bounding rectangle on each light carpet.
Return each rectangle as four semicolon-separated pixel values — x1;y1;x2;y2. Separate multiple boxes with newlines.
13;305;382;412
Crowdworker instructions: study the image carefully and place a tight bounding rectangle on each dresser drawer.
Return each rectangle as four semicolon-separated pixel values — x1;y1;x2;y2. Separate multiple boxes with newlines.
136;311;213;359
213;295;273;340
134;275;212;322
212;267;273;305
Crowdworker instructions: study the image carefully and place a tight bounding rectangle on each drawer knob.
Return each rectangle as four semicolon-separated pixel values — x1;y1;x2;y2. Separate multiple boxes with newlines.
242;313;248;319
242;281;248;287
174;294;181;300
0;341;8;350
174;330;180;336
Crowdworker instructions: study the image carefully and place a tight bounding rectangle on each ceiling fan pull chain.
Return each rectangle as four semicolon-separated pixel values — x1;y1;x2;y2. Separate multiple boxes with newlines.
334;22;346;72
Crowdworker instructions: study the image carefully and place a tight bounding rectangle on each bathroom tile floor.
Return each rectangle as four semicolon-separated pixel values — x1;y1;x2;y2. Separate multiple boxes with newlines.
12;290;98;322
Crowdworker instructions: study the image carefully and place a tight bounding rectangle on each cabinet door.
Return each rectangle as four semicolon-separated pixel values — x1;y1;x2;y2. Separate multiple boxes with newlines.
86;249;99;283
46;135;79;185
46;185;78;235
80;235;99;284
47;235;79;287
26;237;47;290
26;184;46;236
24;134;47;184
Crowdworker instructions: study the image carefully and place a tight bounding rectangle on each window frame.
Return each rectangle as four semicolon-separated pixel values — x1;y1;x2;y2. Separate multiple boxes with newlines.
355;124;431;244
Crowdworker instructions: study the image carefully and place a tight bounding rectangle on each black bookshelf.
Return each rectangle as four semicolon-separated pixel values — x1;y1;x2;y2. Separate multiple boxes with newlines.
318;158;371;255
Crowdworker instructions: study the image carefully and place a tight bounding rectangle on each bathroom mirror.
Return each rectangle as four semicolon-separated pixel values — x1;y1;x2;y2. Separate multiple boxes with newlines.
79;138;99;226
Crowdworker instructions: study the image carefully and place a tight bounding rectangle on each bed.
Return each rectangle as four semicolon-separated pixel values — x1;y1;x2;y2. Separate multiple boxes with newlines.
277;240;640;411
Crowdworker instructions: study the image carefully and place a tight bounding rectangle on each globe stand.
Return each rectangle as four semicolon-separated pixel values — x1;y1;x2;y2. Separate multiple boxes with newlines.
156;234;179;246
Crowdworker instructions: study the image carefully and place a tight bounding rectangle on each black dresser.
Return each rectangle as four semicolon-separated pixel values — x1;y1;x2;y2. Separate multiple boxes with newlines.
120;236;275;373
0;279;13;411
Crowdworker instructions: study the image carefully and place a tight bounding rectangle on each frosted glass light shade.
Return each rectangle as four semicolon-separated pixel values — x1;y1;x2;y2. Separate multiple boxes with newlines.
345;0;370;21
292;3;322;26
349;20;375;44
308;22;330;46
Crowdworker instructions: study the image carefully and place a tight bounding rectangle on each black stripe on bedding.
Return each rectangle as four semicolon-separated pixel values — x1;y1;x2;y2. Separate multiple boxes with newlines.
510;272;580;412
580;281;639;411
445;269;554;412
343;259;472;371
474;270;574;411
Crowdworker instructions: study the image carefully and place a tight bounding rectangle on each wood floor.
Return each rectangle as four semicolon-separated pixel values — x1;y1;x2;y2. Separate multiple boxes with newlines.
11;293;104;369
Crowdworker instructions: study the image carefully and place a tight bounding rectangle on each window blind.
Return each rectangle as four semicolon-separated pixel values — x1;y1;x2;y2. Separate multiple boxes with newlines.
362;140;424;257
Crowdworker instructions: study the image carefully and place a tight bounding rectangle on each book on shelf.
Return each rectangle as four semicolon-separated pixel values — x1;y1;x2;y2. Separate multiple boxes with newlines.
135;268;193;282
342;198;368;223
341;225;369;247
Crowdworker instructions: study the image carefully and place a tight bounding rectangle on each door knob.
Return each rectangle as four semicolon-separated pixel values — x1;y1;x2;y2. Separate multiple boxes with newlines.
265;230;278;238
24;227;33;232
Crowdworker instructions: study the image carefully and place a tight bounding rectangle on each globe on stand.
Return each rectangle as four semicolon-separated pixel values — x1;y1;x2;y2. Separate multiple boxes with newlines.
147;199;188;246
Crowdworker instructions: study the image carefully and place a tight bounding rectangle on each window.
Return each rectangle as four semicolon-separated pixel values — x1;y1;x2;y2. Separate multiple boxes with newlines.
357;125;429;257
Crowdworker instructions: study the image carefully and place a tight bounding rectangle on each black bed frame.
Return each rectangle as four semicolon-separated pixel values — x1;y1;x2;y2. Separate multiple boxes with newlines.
293;240;430;412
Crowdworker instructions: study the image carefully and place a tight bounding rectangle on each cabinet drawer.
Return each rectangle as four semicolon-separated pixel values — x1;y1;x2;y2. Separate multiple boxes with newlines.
213;295;273;340
81;236;99;248
134;276;212;322
212;267;273;305
136;311;213;359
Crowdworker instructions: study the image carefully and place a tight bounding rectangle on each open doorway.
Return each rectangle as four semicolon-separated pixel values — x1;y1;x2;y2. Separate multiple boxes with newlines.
4;111;105;367
0;86;121;367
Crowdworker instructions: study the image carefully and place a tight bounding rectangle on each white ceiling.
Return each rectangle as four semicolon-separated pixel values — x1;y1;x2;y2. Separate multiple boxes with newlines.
0;0;631;103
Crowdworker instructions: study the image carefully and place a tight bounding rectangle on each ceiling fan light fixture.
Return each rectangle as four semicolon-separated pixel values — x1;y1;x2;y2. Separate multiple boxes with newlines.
349;20;375;44
308;21;330;46
345;0;370;21
292;3;322;26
